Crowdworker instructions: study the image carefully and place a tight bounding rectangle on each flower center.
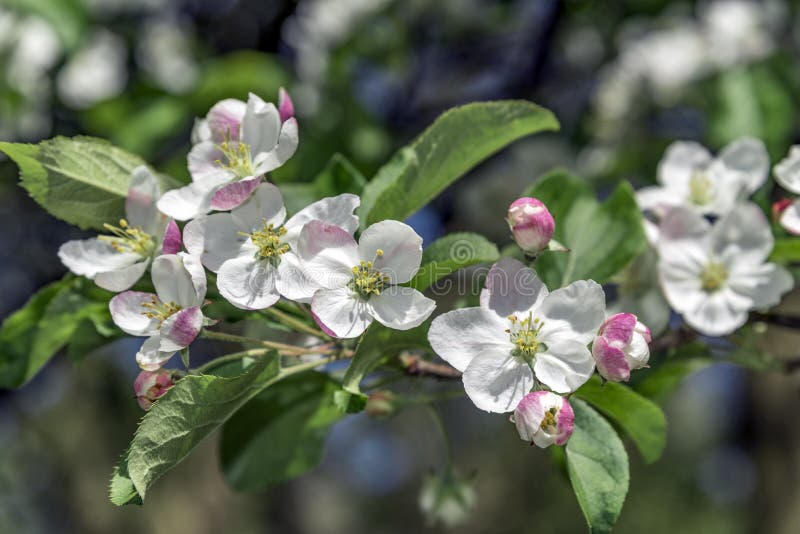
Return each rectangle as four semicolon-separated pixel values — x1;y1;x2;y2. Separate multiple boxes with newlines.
98;219;154;256
216;137;254;177
700;260;728;292
507;313;544;359
688;171;714;206
141;296;182;326
243;221;290;260
540;407;558;432
350;250;390;298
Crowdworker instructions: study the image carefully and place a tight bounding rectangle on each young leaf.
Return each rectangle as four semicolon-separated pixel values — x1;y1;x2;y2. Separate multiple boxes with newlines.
0;136;145;230
220;372;345;491
770;237;800;263
360;100;559;227
574;376;667;464
526;169;646;288
634;357;711;402
313;153;367;197
407;233;500;291
566;399;629;534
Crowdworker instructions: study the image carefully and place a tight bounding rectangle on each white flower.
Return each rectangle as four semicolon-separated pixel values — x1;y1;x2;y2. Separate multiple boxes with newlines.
773;145;800;235
109;253;207;370
298;220;436;338
157;91;299;221
184;183;359;310
428;258;606;413
657;203;793;336
512;391;574;448
637;138;769;224
59;166;181;292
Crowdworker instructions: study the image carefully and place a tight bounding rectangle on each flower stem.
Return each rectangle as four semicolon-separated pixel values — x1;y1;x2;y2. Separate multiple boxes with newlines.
263;306;330;340
200;329;328;355
426;405;453;467
195;348;272;374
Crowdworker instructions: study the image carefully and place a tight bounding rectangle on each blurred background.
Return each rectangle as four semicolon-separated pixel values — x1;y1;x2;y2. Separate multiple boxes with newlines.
3;0;800;532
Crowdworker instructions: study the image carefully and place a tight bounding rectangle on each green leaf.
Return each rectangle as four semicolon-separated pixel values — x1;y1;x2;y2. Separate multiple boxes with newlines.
770;238;800;263
313;153;367;197
634;357;711;402
0;276;111;388
574;376;667;464
0;136;146;230
220;372;345;491
109;450;141;506
112;355;282;504
566;399;629;534
191;51;290;110
5;0;87;49
360;100;559;227
407;233;500;291
526;169;646;288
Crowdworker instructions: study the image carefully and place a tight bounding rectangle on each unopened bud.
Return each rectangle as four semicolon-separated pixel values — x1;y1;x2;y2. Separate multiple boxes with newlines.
419;470;476;528
592;313;651;382
507;197;555;254
278;87;294;123
134;370;176;410
512;391;574;448
772;198;793;223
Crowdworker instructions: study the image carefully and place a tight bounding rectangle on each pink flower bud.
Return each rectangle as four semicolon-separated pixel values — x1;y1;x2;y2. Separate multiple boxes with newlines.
772;198;793;223
134;370;175;410
513;391;574;448
592;313;651;382
507;197;555;253
278;87;294;123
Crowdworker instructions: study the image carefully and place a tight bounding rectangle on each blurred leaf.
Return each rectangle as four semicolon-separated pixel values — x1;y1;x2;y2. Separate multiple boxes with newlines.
313;153;367;197
566;399;629;534
5;0;87;49
191;51;290;109
407;233;499;291
770;238;800;263
220;372;345;491
527;169;646;288
360;100;559;228
635;357;711;402
575;376;667;464
109;449;141;506
0;137;145;230
0;276;111;388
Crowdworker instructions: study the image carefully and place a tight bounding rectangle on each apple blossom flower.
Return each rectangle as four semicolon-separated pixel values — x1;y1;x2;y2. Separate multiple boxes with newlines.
507;197;554;254
657;203;793;336
133;369;176;410
298;220;436;338
636;138;769;223
158;91;299;221
512;391;574;447
608;248;671;337
428;257;605;413
58;166;181;292
109;253;207;370
419;470;476;528
592;313;651;382
184;183;359;309
772;145;800;235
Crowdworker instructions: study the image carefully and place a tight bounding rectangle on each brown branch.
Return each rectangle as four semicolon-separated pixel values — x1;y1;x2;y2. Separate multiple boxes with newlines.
400;354;462;379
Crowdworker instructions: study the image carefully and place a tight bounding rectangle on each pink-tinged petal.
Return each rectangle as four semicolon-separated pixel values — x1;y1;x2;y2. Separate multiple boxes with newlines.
161;220;182;254
187;141;236;186
358;220;423;284
134;369;175;410
591;337;631;382
507;197;554;253
136;335;175;371
278;87;294;123
479;257;549;317
513;391;547;442
159;306;203;352
298;221;359;289
638;322;652;344
109;291;160;336
210;177;262;211
311;287;372;338
658;206;711;242
251;117;299;175
95;259;149;292
513;391;573;447
126;166;161;234
598;313;637;344
781;201;800;235
230;182;286;229
242;92;281;155
311;305;338;337
554;397;575;446
152;254;206;308
206;98;246;143
157;181;220;221
283;193;360;245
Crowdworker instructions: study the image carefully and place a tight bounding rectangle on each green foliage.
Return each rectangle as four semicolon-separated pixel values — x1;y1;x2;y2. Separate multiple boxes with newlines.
407;233;500;291
566;399;630;534
635;357;711;403
0;276;112;388
220;373;345;491
575;376;667;464
359;100;559;228
313;152;367;197
5;0;87;50
526;169;646;289
770;237;800;263
0;137;146;230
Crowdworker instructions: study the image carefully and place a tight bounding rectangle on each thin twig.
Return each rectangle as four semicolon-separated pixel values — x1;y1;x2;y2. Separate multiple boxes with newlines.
400;354;462;379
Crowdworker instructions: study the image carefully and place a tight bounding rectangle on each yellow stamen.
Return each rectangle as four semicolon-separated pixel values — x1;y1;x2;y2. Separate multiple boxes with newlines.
98;218;154;256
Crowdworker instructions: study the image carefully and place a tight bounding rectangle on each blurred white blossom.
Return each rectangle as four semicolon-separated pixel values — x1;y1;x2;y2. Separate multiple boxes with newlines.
57;30;128;109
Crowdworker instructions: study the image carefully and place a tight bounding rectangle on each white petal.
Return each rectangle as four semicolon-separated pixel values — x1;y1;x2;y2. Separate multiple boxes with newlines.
479;257;549;316
152;254;206;307
428;307;511;372
534;339;595;393
368;286;435;330
58;238;141;278
728;263;794;310
711;203;773;265
206;98;246;143
658;206;711;242
187;141;236;185
682;290;748;336
158;306;203;352
95;259;149;292
311;288;372;338
231;182;286;229
217;251;279;310
157;181;220;221
298;221;359;289
774;145;800;195
358;220;422;284
283;193;360;246
462;348;533;413
126;166;161;234
658;254;707;316
241;92;281;156
635;186;684;212
657;141;712;188
275;252;318;303
780;201;800;235
251;118;299;174
109;291;160;336
538;280;606;345
136;335;175;371
718;137;769;193
183;213;250;273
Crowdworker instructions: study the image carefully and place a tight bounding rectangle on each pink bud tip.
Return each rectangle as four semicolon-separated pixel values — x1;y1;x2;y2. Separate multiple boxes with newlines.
278;87;294;123
507;197;555;254
134;370;175;410
513;391;574;448
773;199;793;222
592;313;651;382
